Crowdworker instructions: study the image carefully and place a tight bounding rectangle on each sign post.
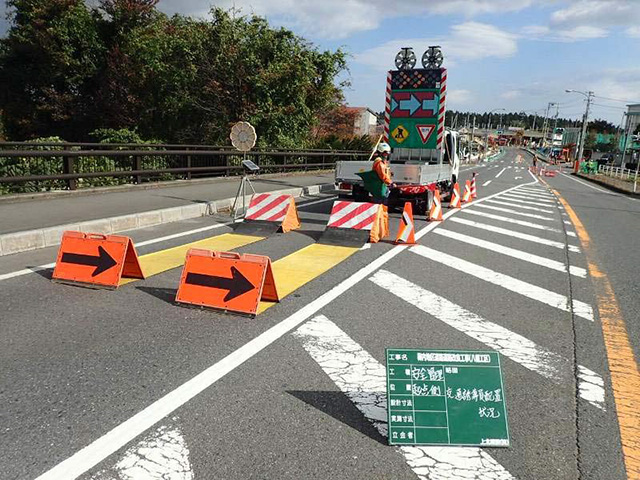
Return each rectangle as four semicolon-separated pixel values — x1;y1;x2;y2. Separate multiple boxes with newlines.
386;348;509;447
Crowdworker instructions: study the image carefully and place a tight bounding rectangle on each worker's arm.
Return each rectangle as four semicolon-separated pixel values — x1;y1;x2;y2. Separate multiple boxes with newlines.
373;159;393;185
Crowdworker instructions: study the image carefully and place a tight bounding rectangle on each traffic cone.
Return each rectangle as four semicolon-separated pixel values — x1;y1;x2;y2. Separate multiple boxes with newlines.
470;173;477;199
395;202;416;244
449;183;461;208
429;189;443;221
461;180;473;203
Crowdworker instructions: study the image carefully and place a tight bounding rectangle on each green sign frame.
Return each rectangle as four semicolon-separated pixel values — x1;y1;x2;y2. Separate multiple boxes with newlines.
386;349;509;447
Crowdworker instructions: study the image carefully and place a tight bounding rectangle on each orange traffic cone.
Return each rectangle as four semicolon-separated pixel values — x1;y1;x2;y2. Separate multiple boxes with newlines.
429;189;443;221
461;180;473;203
395;202;416;244
449;183;461;209
470;173;477;199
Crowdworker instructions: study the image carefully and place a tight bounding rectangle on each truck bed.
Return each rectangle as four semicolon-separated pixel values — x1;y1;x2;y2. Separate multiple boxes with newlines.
335;161;452;186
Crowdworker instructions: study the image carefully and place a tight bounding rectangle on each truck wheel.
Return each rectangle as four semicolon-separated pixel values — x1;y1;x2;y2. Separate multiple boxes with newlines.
352;185;370;202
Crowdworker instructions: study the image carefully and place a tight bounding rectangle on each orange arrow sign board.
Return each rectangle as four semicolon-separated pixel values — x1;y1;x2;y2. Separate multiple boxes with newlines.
52;231;144;289
176;249;278;316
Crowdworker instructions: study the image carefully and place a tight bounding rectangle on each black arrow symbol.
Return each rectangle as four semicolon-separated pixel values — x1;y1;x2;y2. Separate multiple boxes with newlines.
61;246;118;277
185;267;255;302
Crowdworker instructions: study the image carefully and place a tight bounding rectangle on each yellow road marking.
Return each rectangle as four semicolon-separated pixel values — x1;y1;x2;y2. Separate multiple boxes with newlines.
554;190;640;479
257;243;359;313
120;233;264;286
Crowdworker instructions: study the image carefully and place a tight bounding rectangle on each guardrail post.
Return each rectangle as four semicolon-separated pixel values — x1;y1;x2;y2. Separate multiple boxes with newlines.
134;155;142;184
63;156;77;190
186;152;192;180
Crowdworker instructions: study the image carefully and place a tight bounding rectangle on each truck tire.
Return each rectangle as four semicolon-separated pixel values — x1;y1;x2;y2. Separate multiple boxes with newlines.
352;185;370;202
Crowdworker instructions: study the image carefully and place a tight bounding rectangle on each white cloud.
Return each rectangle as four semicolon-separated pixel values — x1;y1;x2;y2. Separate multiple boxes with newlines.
522;23;607;42
155;0;537;39
501;90;522;100
550;0;640;28
626;27;640;38
448;89;473;106
355;22;518;71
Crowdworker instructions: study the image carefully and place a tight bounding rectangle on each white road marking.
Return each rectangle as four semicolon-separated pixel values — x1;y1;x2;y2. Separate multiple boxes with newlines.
434;229;586;277
497;196;557;209
34;180;538;480
410;245;594;321
359;243;371;250
485;199;553;214
495;168;507;178
294;315;516;480
558;172;614;194
472;203;555;221
462;209;563;233
564;220;572;225
507;190;555;201
92;424;193;480
0;262;57;281
482;180;492;187
370;271;604;409
449;217;580;252
500;193;555;206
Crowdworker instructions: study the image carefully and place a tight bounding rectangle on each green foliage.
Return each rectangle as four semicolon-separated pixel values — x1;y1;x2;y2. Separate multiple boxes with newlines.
0;1;348;148
311;134;374;151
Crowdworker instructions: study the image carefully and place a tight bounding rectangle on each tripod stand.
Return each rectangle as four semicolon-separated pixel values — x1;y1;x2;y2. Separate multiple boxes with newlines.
231;172;256;220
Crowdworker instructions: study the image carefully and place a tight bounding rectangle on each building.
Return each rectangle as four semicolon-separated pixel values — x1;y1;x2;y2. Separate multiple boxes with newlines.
344;107;379;136
625;104;640;150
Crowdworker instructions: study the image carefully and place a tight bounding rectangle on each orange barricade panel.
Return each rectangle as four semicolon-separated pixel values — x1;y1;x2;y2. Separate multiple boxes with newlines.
52;231;144;289
175;249;279;316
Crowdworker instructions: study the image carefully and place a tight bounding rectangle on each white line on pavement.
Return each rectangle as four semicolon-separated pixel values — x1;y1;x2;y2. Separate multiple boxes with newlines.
472;203;555;221
370;271;603;409
495;167;507;178
496;196;557;209
482;180;492;187
501;192;555;205
507;190;555;200
294;315;516;479
559;172;640;202
448;217;580;252
462;209;563;233
410;245;594;321
485;199;553;214
34;180;538;480
434;229;586;277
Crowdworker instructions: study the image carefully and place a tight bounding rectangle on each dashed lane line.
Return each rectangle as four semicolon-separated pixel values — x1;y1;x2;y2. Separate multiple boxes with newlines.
434;228;586;277
495;167;507;178
410;245;594;322
370;270;603;408
294;315;517;480
448;217;580;252
555;190;640;478
482;180;492;187
472;203;555;221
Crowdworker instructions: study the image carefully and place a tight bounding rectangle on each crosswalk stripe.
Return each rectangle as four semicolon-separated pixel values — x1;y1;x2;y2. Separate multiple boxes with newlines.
473;203;555;221
518;186;553;195
499;194;556;208
370;270;604;409
505;192;556;202
485;198;553;214
510;188;554;198
462;209;563;233
449;217;580;252
410;245;594;321
434;229;587;277
294;315;516;480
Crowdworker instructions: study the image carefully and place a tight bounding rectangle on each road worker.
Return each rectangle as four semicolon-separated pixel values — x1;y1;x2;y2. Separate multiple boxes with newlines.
370;142;395;205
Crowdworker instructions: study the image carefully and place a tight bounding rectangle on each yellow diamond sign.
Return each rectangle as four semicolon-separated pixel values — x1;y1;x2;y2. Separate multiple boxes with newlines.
391;124;409;144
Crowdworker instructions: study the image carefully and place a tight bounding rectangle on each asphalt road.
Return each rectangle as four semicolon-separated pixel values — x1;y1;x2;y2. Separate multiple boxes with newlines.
0;149;636;480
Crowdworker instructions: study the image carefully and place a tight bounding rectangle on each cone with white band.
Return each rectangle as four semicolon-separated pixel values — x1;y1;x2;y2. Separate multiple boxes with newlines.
429;189;443;221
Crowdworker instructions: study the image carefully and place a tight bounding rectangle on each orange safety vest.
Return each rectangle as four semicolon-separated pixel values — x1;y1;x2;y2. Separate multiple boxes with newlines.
373;157;392;185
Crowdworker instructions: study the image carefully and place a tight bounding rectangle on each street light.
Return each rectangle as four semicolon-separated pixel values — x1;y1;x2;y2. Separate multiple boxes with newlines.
565;89;594;166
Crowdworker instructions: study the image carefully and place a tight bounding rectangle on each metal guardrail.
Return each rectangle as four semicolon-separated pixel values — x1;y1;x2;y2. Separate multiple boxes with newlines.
0;147;369;193
598;164;639;192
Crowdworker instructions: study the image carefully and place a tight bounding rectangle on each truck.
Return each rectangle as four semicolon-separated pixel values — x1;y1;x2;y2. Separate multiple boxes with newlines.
334;46;460;214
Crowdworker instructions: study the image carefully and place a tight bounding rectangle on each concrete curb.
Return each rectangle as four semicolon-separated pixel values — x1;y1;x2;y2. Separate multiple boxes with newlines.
575;173;640;197
0;183;333;257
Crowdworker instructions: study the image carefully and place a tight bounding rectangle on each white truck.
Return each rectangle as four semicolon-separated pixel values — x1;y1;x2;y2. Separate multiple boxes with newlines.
335;129;461;214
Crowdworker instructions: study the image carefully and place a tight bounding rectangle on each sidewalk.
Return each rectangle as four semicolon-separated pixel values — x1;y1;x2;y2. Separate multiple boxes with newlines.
0;172;334;255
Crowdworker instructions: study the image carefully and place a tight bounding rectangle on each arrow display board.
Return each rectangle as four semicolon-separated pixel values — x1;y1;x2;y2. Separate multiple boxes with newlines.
176;249;278;316
386;349;509;447
387;68;445;150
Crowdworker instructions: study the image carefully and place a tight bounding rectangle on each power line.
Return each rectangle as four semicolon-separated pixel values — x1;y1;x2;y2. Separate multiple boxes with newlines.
590;103;627;110
593;94;640;104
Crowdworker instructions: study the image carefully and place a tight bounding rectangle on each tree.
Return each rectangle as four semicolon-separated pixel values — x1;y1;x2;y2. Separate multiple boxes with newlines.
0;0;104;139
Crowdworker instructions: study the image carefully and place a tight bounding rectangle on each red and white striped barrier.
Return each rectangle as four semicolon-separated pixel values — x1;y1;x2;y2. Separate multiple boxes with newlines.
245;193;300;233
324;201;387;244
383;71;392;143
436;68;447;149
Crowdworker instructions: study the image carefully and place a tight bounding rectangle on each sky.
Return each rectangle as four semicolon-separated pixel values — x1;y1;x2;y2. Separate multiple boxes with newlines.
2;0;640;124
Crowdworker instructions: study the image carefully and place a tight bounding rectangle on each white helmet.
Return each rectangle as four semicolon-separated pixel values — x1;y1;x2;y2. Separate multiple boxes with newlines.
377;142;391;154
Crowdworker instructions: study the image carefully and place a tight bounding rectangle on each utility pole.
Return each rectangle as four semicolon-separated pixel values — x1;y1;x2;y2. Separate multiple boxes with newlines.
471;116;476;160
541;102;556;151
573;91;594;165
621;113;633;170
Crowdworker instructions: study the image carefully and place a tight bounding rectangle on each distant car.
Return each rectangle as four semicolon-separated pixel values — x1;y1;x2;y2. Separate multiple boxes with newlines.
597;153;614;165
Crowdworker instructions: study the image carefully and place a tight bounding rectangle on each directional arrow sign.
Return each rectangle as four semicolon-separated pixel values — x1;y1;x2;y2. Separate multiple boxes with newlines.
185;267;255;302
391;91;439;118
61;246;117;277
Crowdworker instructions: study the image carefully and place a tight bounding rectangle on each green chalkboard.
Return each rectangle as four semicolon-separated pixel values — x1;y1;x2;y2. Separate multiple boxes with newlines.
386;349;509;447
